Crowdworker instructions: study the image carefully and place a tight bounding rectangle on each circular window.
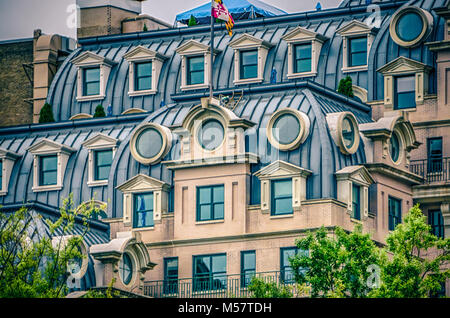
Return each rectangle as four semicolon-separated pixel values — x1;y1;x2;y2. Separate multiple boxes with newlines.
390;130;402;164
390;6;432;48
119;253;133;286
197;119;225;151
267;109;310;151
334;113;360;155
130;123;172;165
342;117;355;149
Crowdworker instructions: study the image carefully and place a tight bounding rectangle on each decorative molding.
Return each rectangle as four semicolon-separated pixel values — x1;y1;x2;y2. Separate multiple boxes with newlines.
389;6;433;48
0;148;20;196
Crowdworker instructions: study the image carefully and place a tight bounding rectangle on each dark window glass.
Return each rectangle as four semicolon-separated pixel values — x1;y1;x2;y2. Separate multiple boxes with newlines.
135;62;152;91
187;56;204;85
348;37;367;67
396;12;423;42
193;254;226;291
388;196;402;231
352;183;361;220
83;67;100;96
294;43;312;73
429;210;444;238
196;185;224;221
197;119;224;151
342;117;355;149
240;251;256;288
271;179;293;216
272;114;300;145
39;155;57;186
136;127;163;159
119;253;133;285
427;137;442;173
133;192;154;228
94;149;112;181
240;50;258;79
390;132;400;163
395;76;416;109
164;257;178;294
280;247;307;284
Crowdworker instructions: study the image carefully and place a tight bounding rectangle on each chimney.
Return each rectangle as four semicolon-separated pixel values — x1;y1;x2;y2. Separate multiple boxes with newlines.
77;0;145;38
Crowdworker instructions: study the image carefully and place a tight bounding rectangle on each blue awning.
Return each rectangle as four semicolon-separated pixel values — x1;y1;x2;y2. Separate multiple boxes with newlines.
176;0;287;24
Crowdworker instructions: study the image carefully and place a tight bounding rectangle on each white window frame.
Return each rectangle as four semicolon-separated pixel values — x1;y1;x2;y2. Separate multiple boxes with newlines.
123;46;167;96
228;33;274;85
0;148;20;196
254;160;312;215
282;26;328;79
71;51;115;102
82;133;119;187
27;138;75;192
117;174;170;229
326;112;361;155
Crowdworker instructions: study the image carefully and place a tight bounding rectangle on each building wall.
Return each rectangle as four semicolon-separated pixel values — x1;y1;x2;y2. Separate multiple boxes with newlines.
0;40;33;126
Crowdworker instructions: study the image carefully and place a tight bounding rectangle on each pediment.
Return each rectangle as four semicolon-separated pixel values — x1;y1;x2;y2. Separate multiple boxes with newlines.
377;56;432;75
228;33;273;49
27;138;75;155
254;160;312;179
336;20;375;36
0;147;20;160
117;174;169;193
176;40;211;55
82;133;119;149
123;46;167;61
335;165;374;185
282;26;328;43
71;51;115;67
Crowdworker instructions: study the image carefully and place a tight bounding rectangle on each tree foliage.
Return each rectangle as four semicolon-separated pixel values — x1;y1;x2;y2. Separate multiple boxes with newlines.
188;15;197;27
93;104;106;118
38;103;55;124
0;196;102;298
248;276;293;298
337;76;354;98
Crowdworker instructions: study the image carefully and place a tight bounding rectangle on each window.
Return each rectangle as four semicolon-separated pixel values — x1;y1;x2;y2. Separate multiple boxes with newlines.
39;155;57;186
390;6;433;48
133;192;154;228
94;149;112;181
240;251;256;288
197;119;225;151
427;137;442;173
280;247;307;283
396;12;423;42
348;37;367;67
273;114;301;145
267;109;310;151
271;179;293;216
388;196;402;231
390;131;401;163
429;210;444;238
119;253;133;285
135;62;152;91
130;123;172;165
196;185;224;221
187;56;205;86
240;50;258;80
395;76;416;109
164;257;178;294
326;112;360;155
352;183;361;220
82;67;100;96
193;254;226;291
294;43;312;73
136;127;163;159
0;149;20;196
342;117;356;149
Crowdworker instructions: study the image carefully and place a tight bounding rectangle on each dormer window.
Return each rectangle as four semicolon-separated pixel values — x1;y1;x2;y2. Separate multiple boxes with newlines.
394;75;416;109
71;51;115;102
282;26;327;79
28;139;75;192
123;46;167;96
82;133;119;187
0;148;20;196
336;20;377;73
176;40;219;91
229;33;274;85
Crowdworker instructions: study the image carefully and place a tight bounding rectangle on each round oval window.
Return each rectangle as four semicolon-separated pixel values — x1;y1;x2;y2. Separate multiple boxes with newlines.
119;253;133;285
197;119;225;151
273;113;300;145
342;117;355;149
136;127;163;159
390;131;400;163
396;12;423;42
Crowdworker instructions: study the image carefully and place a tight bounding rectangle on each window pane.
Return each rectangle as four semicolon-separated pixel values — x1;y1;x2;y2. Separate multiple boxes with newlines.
295;44;312;59
187;56;204;85
136;128;163;159
240;50;258;79
396;12;423;42
390;132;400;162
85;82;100;96
213;186;224;202
84;68;100;82
199;205;212;220
214;203;224;219
396;76;415;93
273;114;300;145
212;254;226;273
96;166;110;180
242;64;258;79
83;68;100;96
137;76;152;91
273;179;292;197
134;193;154;228
198;187;211;204
241;50;258;65
296;58;312;73
273;197;292;214
342;117;355;148
41;156;57;171
352;184;360;220
188;56;204;72
198;119;224;151
40;156;57;186
395;92;416;109
136;62;152;77
350;37;367;53
349;37;367;67
42;171;57;186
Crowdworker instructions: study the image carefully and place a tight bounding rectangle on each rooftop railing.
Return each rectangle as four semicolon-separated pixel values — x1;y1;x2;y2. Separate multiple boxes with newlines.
409;157;450;184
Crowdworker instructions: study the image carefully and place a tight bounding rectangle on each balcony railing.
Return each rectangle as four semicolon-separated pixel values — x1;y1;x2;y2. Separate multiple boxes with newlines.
143;271;302;298
409;157;450;184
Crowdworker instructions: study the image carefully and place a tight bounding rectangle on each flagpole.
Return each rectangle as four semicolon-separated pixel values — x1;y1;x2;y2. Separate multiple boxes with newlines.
210;0;214;99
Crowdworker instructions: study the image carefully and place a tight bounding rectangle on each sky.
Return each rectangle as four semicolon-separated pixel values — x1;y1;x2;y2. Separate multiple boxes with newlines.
0;0;342;41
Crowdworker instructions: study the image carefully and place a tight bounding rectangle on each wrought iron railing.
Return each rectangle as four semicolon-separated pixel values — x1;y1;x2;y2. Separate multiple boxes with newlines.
143;271;301;298
409;157;450;184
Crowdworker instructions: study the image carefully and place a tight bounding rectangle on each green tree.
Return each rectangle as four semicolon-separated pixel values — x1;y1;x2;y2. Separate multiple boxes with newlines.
188;15;197;27
38;103;55;123
248;276;293;298
0;196;103;298
143;24;148;32
290;225;380;298
337;76;354;98
368;204;450;298
93;104;106;118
